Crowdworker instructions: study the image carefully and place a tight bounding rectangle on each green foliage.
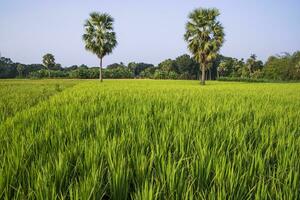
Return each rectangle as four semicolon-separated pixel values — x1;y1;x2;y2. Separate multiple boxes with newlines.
16;64;24;77
29;69;68;79
42;53;56;78
0;57;17;78
42;53;55;69
246;54;264;76
1;50;300;81
0;79;79;123
69;67;99;79
140;67;155;79
128;62;154;77
29;69;49;78
263;52;300;81
0;80;300;199
175;54;199;79
158;59;178;73
103;67;133;79
83;12;117;59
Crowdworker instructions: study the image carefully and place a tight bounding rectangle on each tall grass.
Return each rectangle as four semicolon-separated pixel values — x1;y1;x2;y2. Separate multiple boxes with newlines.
0;80;299;199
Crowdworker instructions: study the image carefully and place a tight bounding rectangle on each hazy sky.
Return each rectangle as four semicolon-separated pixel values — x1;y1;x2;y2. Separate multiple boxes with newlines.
0;0;299;67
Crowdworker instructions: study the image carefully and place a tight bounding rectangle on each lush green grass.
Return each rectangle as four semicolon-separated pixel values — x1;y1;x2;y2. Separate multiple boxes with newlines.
0;79;300;199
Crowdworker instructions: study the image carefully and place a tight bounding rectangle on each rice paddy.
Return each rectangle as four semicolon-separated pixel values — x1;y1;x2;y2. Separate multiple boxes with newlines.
0;79;300;199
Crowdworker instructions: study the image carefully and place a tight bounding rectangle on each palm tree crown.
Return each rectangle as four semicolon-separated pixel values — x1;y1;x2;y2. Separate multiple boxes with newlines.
184;8;224;85
83;12;117;59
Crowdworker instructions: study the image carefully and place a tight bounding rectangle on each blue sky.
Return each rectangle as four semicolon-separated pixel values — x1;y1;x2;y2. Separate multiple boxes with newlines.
0;0;299;67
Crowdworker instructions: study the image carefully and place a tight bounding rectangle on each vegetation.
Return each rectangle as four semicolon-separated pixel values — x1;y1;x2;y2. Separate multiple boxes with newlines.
263;52;300;81
42;53;56;78
16;64;24;78
184;8;225;85
83;12;118;82
0;79;80;124
1;4;299;199
0;4;299;199
2;50;299;82
0;79;300;199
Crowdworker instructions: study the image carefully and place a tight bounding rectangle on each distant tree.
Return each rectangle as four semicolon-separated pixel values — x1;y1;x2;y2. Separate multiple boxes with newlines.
42;53;55;78
0;57;17;78
158;59;177;73
107;63;125;69
79;64;88;69
29;69;49;79
168;71;179;79
217;61;228;77
263;55;290;80
153;69;167;79
184;8;225;85
103;67;133;79
246;54;257;74
175;54;198;79
128;62;138;72
140;67;155;78
83;12;117;82
128;62;154;77
232;58;245;77
216;57;244;78
0;57;13;65
23;64;44;77
53;63;62;71
16;64;24;77
296;61;300;73
66;65;78;71
295;61;300;80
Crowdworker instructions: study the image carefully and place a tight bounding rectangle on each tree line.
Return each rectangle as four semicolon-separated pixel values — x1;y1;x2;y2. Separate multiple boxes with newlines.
1;51;299;81
1;8;299;82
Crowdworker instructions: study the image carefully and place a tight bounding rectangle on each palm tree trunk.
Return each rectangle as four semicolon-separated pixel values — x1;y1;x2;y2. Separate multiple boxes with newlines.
100;58;103;82
201;64;205;85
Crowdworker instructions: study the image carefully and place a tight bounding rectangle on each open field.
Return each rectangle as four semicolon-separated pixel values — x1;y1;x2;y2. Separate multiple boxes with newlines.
0;79;300;199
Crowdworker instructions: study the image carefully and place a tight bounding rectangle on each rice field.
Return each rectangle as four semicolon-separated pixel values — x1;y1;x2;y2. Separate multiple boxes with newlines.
0;79;300;199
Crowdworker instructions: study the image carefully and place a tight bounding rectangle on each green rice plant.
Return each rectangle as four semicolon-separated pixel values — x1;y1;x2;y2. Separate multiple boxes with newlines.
0;79;299;199
0;79;80;123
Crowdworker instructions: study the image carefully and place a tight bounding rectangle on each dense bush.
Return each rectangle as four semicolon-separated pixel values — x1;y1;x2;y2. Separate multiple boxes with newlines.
103;67;133;79
29;69;68;79
263;52;300;81
69;68;99;79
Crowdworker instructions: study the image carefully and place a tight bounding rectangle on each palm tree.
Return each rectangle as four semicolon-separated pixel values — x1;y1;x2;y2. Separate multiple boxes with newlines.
42;53;55;78
218;61;228;77
17;64;24;78
296;61;300;73
83;12;117;82
246;54;257;74
184;8;224;85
